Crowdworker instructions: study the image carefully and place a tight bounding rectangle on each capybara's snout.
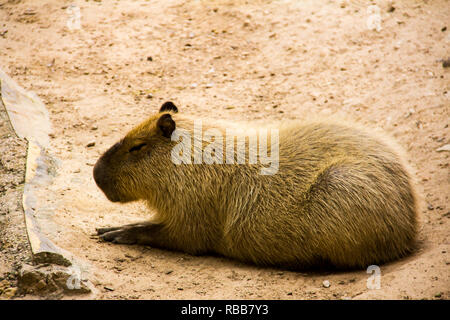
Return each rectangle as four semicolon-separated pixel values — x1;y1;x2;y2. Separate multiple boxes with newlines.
93;142;123;202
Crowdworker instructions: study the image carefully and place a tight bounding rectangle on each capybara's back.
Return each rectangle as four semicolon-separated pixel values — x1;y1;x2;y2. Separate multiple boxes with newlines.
216;120;418;269
94;102;418;270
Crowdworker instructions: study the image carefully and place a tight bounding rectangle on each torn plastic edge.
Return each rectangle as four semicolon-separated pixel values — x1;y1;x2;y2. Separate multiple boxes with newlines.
0;71;71;267
23;140;72;267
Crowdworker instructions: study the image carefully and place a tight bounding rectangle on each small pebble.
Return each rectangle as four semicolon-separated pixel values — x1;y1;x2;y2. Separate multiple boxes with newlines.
436;144;450;152
322;280;331;288
443;58;450;68
2;287;17;298
114;266;124;272
86;141;96;147
405;109;415;118
23;9;36;15
36;280;46;290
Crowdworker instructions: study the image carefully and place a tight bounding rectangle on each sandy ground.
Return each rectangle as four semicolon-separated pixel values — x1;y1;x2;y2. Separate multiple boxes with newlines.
0;0;449;299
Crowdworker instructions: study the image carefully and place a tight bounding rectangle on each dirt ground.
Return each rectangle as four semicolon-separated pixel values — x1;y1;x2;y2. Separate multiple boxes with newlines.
0;103;30;299
0;0;448;300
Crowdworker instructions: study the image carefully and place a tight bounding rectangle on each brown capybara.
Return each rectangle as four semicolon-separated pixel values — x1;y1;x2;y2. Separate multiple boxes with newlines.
93;101;418;269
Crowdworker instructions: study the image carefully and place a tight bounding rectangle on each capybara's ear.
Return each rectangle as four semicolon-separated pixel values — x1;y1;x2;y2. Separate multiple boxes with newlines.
159;101;178;113
157;113;176;138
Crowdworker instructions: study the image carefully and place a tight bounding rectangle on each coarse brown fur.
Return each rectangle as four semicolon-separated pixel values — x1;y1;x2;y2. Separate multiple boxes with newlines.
93;102;418;270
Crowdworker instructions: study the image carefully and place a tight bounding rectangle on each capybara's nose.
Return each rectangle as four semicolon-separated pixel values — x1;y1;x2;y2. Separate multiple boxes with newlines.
93;142;122;190
93;158;107;190
93;159;121;202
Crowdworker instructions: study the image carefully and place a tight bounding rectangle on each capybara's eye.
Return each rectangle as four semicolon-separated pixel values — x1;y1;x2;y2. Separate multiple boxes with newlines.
129;143;147;153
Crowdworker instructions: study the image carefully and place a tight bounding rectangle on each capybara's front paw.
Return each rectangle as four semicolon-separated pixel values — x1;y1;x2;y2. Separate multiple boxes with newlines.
96;226;138;245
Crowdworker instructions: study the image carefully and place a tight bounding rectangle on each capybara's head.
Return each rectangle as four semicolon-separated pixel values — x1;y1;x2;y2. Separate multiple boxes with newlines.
93;101;178;202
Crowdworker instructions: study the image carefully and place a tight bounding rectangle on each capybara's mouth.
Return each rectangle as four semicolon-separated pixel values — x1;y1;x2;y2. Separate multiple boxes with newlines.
101;189;122;202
